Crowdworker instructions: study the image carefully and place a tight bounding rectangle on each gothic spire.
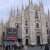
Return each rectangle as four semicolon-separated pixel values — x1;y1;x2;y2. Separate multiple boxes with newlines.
29;0;33;5
22;0;24;10
39;0;43;8
48;9;50;20
13;8;15;17
1;18;3;32
13;4;15;17
10;7;13;17
48;8;49;16
17;7;18;16
48;8;50;30
29;0;30;5
17;6;20;16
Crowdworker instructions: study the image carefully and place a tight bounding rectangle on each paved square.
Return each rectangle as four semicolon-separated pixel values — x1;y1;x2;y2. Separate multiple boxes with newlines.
27;46;50;50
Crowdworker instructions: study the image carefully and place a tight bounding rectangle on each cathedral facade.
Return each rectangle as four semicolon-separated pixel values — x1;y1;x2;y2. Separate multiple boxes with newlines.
7;0;48;46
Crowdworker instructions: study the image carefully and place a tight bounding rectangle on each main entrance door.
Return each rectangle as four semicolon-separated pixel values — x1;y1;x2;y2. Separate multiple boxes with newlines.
37;36;40;45
26;39;28;46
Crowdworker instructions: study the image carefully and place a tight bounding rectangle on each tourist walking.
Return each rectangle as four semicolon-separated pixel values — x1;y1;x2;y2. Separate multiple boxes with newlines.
44;44;49;50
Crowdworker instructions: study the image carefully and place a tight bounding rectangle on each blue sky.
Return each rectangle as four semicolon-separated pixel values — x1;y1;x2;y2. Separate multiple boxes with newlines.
0;0;50;23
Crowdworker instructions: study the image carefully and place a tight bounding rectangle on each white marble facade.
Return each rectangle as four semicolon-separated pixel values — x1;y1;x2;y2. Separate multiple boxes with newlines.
8;0;48;46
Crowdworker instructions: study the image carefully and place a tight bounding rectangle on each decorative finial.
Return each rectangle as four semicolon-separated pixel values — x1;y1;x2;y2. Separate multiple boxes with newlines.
13;8;15;17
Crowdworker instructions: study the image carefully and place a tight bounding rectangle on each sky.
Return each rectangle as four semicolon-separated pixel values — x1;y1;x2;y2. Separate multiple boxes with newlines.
0;0;50;23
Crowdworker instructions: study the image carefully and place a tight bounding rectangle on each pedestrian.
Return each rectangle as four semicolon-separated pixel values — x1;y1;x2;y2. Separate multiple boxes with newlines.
44;44;49;50
40;44;42;48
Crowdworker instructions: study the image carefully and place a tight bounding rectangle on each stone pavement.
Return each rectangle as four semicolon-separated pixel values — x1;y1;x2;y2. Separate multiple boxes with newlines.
0;46;50;50
28;46;45;50
27;46;50;50
21;46;45;50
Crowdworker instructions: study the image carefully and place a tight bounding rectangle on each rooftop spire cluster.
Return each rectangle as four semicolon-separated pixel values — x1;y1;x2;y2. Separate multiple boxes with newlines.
9;0;44;17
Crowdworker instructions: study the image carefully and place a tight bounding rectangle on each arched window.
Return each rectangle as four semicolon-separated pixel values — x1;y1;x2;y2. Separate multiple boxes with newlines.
47;29;48;34
26;28;28;34
46;22;48;27
25;20;27;26
35;10;38;18
36;23;39;28
17;24;19;28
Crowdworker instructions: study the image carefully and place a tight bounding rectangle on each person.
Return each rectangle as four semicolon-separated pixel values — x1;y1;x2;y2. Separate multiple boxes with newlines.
45;44;49;50
40;44;42;48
